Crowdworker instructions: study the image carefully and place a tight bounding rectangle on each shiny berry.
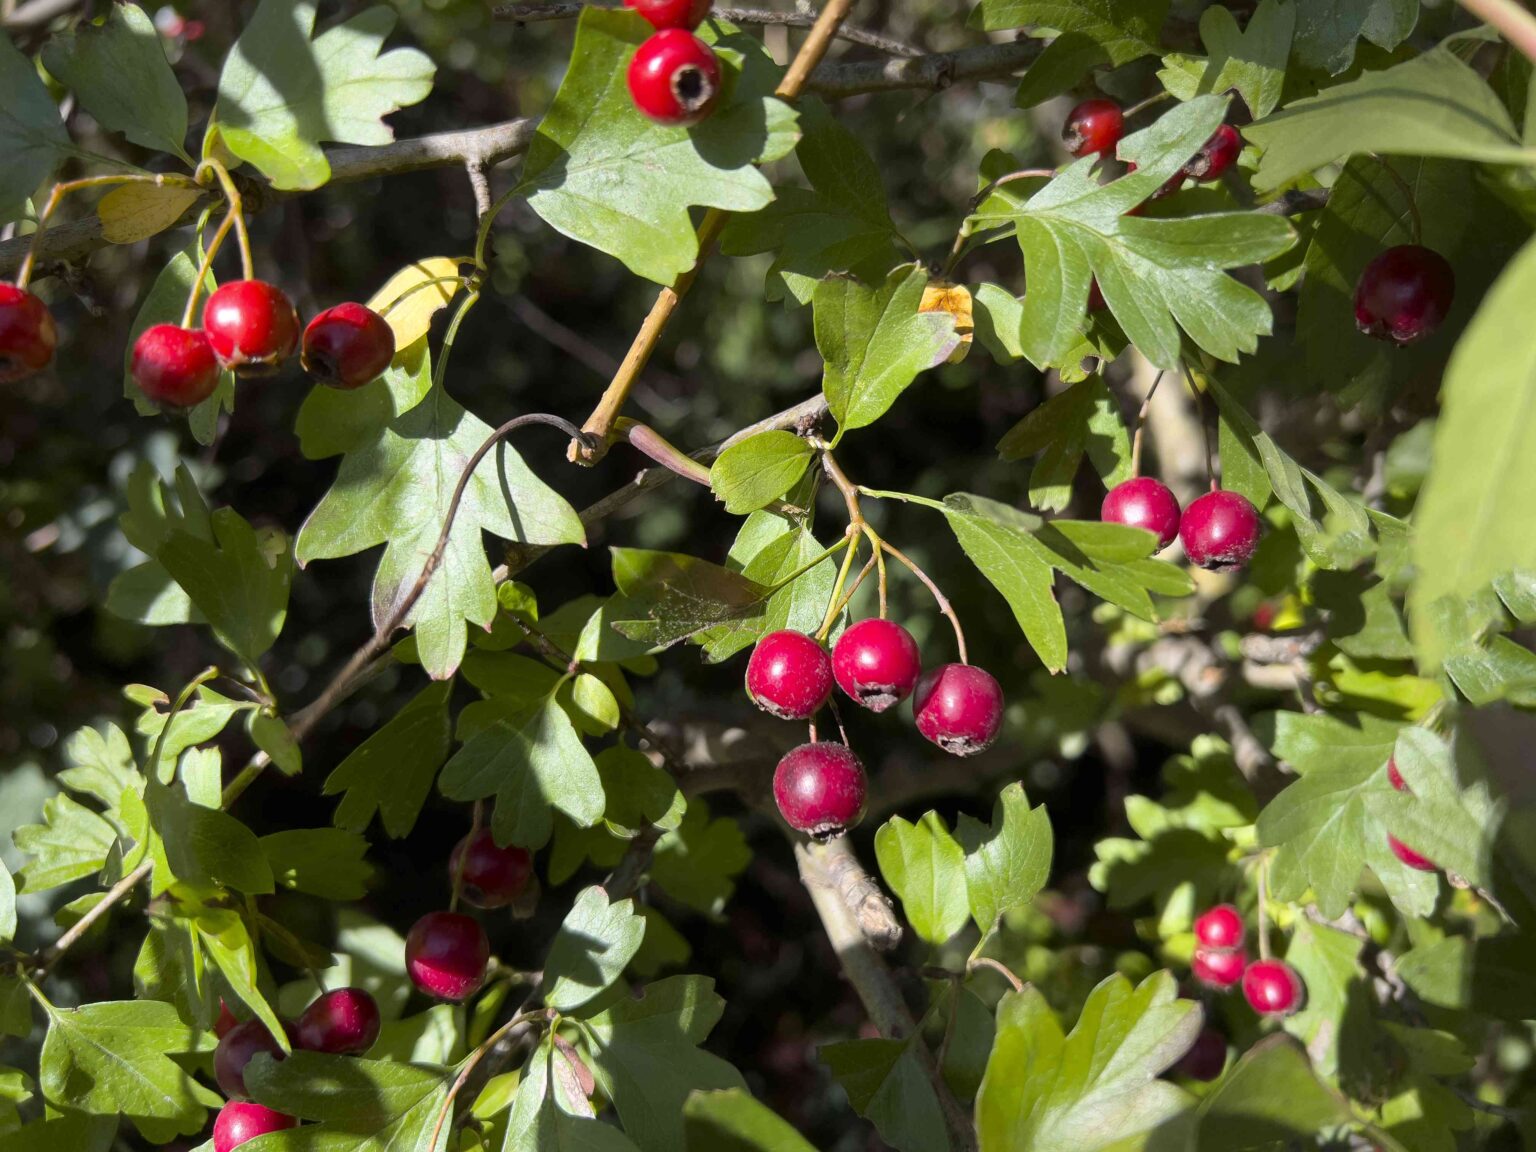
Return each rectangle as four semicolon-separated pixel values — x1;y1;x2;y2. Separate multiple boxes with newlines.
913;663;1005;756
1180;490;1261;572
746;630;834;720
625;0;713;29
1062;98;1123;157
1388;835;1437;872
1387;758;1408;792
1242;959;1305;1016
295;987;381;1055
405;911;489;1002
1354;245;1455;345
832;618;922;713
1192;946;1246;989
0;283;56;383
214;1019;287;1100
1176;1028;1228;1081
627;30;721;126
773;742;867;840
130;324;220;408
301;303;395;389
1194;904;1245;952
449;830;534;909
1184;124;1242;182
203;280;300;372
1102;477;1181;551
213;1102;298;1152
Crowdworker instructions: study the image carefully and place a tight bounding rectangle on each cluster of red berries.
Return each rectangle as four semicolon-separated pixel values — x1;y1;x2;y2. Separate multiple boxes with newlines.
1190;903;1306;1018
1062;97;1243;192
623;0;721;126
746;620;1005;838
1101;478;1262;572
1385;757;1436;872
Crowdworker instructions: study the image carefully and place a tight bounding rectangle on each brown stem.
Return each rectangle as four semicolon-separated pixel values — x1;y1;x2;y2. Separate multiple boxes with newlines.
874;536;969;665
1130;370;1166;478
967;955;1025;993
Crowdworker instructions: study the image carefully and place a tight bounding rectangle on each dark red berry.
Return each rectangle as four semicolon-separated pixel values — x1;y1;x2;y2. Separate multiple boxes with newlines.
1192;946;1246;989
130;324;220;408
1087;279;1106;313
203;280;300;372
214;1019;287;1100
1242;959;1305;1016
1194;904;1245;952
1184;124;1242;182
1354;245;1455;345
1387;758;1408;792
1062;98;1123;157
214;999;239;1039
625;0;713;30
1176;1028;1228;1081
746;630;834;720
405;911;489;1002
627;30;721;126
301;303;395;389
913;663;1005;756
0;282;56;383
295;987;381;1055
832;618;921;713
449;830;533;909
213;1102;298;1152
1388;835;1437;872
773;742;867;840
1102;477;1181;551
1180;490;1261;572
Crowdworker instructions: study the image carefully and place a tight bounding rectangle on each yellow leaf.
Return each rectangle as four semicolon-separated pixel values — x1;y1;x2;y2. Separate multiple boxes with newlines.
98;183;202;245
367;258;466;350
920;280;974;363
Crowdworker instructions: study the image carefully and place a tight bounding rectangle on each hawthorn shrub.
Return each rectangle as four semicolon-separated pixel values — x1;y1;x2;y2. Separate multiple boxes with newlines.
2;0;1536;1150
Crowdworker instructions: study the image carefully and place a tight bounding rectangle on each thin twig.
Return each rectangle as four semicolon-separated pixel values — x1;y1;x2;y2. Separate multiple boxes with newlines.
875;536;969;664
1130;370;1166;478
968;955;1025;993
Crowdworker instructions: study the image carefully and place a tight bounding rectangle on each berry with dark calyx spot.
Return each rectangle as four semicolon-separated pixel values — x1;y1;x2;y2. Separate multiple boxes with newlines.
0;283;56;383
449;830;534;909
405;911;489;1002
773;742;867;840
1101;477;1182;551
1192;946;1246;989
627;30;721;126
832;618;922;713
1176;1028;1228;1082
1354;244;1455;345
1180;490;1261;572
213;1102;298;1152
625;0;713;30
1184;124;1242;182
1242;959;1305;1017
913;663;1005;756
1194;904;1245;952
131;324;220;409
202;280;300;373
1062;98;1123;157
214;1019;287;1100
295;987;381;1055
746;629;834;720
302;303;395;389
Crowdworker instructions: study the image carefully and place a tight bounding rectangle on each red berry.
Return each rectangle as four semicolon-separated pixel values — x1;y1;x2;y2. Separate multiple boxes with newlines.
301;303;395;389
295;987;381;1055
213;1102;298;1152
130;324;220;408
1242;959;1305;1016
405;911;489;1002
449;830;534;909
1101;477;1181;551
832;618;922;713
203;280;299;372
1192;946;1246;989
913;663;1004;756
214;1019;287;1100
1354;245;1455;345
746;630;834;720
1180;490;1261;572
625;0;713;30
773;742;867;840
627;30;721;126
214;999;239;1039
1087;279;1106;313
1388;835;1437;872
1387;758;1408;792
1194;904;1245;952
0;283;56;383
1176;1028;1227;1081
1184;124;1242;182
1062;98;1124;157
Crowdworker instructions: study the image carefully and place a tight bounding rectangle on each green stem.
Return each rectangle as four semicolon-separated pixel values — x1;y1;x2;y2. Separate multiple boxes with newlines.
816;535;862;639
856;486;953;514
148;666;220;784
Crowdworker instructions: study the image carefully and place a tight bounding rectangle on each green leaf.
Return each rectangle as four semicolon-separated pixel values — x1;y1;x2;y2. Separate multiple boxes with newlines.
261;828;371;900
1395;934;1536;1021
158;508;292;667
1290;0;1418;74
971;283;1028;364
817;265;958;438
58;724;140;812
542;886;646;1012
0;34;69;224
651;798;749;915
146;779;275;895
245;1050;452;1150
1278;920;1365;1078
189;908;287;1051
295;339;435;459
1365;728;1499;889
874;812;970;946
996;376;1131;511
683;1090;817;1152
134;685;250;780
0;863;14;944
295;352;584;681
1193;1034;1351;1149
579;976;745;1152
709;431;814;515
519;11;798;285
13;794;116;893
976;972;1200;1152
211;0;434;191
246;710;301;776
325;681;452;839
41;3;189;160
970;0;1169;66
697;513;837;662
610;547;774;650
955;782;1053;934
567;673;621;735
506;1038;642;1152
1013;33;1113;109
0;978;29;1040
1158;0;1293;119
0;1114;117;1152
820;1038;947;1152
